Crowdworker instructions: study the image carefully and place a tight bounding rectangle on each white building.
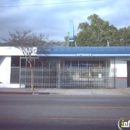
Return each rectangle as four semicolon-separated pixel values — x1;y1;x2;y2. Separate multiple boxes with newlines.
0;46;130;89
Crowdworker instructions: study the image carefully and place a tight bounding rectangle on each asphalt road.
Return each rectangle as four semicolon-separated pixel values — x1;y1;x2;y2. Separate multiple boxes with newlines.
0;94;130;130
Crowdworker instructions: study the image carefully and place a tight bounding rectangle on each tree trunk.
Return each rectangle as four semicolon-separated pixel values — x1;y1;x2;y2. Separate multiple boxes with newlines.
30;63;34;91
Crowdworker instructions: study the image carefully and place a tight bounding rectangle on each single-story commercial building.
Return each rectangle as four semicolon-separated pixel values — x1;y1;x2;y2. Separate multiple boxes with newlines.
0;46;130;89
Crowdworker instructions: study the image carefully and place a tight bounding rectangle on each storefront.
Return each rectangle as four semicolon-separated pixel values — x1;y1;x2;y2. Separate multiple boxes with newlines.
0;46;130;88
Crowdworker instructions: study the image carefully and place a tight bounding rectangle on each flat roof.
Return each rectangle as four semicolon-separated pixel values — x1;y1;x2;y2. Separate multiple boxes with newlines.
37;46;130;57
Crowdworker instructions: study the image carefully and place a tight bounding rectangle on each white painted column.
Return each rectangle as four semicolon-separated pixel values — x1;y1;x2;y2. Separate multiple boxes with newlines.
109;58;116;77
0;56;11;84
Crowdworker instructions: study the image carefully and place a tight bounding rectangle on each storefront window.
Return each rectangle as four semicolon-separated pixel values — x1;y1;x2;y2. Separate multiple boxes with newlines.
79;61;87;67
65;61;71;67
88;61;99;67
11;56;20;67
72;61;78;67
65;60;105;68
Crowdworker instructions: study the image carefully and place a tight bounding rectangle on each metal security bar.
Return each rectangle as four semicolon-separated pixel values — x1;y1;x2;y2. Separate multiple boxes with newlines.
60;67;116;89
20;67;57;88
10;67;20;83
19;67;116;89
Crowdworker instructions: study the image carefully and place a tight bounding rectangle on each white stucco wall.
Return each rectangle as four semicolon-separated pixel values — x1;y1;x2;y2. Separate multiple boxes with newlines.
115;59;127;77
0;47;23;56
0;56;11;84
0;47;37;56
0;47;36;88
110;58;129;77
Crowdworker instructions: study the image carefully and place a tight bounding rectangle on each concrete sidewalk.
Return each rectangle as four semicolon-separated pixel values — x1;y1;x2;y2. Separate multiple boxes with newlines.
0;88;130;96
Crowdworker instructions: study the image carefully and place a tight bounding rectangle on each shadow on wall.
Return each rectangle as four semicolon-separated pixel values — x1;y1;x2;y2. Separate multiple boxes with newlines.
0;56;5;66
0;57;5;83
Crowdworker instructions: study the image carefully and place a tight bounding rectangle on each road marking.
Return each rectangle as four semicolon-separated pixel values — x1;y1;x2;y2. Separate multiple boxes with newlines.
0;116;130;121
55;99;110;102
82;106;130;109
0;104;130;109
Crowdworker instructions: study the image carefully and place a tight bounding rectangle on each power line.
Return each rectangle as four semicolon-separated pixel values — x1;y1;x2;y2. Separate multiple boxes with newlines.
0;0;102;8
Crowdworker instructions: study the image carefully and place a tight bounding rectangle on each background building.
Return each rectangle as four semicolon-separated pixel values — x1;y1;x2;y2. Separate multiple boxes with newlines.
0;46;130;89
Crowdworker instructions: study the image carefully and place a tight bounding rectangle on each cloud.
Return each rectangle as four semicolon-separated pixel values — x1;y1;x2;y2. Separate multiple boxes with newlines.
0;0;130;42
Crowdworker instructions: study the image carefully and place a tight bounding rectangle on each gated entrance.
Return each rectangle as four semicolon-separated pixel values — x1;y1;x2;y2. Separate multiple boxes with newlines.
19;66;115;89
10;57;116;89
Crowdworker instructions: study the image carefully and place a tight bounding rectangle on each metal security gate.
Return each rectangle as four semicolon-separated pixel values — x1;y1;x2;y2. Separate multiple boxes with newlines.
20;67;57;88
20;67;116;89
10;67;20;83
60;67;115;89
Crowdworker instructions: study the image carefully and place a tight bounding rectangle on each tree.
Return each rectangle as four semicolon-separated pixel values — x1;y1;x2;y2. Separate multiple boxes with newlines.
2;30;49;91
77;14;119;46
64;35;77;46
118;26;130;46
65;14;130;46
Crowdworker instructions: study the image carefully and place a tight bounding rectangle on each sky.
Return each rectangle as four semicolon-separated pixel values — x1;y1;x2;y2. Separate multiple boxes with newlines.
0;0;130;42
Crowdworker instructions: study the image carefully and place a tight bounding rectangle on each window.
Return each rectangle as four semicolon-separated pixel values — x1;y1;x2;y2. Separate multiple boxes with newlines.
65;61;71;67
72;61;78;67
79;61;87;67
35;59;42;67
99;61;105;67
21;59;26;67
11;56;20;67
64;60;106;68
88;61;99;67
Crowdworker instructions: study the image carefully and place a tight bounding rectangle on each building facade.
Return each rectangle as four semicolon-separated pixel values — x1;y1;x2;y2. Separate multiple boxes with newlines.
0;46;130;89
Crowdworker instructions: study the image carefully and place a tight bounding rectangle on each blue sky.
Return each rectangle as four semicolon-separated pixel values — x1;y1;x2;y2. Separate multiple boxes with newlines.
0;0;130;42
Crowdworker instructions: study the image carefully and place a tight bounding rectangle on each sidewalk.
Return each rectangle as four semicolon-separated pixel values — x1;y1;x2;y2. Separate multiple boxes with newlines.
0;88;130;96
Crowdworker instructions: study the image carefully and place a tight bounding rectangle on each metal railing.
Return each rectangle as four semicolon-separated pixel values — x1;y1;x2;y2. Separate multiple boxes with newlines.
18;67;116;89
20;67;57;88
10;67;20;83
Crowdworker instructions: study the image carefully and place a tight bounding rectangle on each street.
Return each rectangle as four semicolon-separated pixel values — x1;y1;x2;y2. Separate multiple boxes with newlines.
0;94;130;130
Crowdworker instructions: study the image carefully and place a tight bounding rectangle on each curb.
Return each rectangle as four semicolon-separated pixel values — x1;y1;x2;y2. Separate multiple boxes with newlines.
0;92;50;95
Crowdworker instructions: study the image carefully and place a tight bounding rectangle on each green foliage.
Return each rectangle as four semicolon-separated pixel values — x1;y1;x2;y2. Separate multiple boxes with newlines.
65;14;130;46
64;36;68;46
64;35;77;46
